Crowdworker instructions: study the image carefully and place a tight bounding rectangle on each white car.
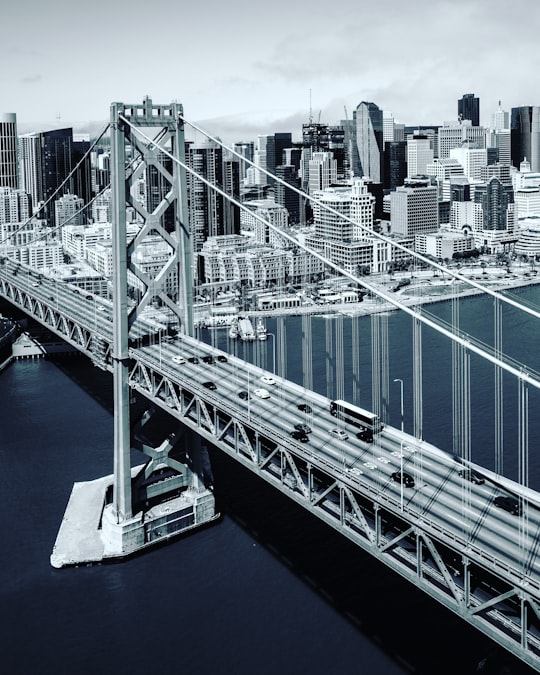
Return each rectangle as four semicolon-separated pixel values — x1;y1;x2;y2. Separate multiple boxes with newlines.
172;355;186;364
261;375;276;385
329;427;348;441
254;388;271;399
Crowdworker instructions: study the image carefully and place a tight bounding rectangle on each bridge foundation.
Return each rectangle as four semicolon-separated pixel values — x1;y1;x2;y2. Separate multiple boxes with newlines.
50;466;217;569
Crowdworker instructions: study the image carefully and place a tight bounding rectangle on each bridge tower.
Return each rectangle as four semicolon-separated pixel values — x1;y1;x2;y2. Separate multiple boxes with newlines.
99;98;217;557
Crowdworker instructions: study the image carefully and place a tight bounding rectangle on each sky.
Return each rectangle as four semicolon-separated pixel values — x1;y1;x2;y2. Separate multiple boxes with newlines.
3;0;540;145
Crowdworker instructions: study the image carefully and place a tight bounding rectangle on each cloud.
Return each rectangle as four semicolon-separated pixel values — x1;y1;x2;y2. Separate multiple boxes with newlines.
20;74;42;84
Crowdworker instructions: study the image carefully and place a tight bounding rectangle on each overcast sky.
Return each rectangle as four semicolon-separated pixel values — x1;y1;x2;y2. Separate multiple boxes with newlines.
3;0;540;144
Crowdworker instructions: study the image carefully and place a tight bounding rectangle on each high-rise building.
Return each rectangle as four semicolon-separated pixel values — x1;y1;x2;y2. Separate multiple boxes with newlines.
406;134;434;178
354;102;384;183
273;132;292;173
308;151;337;194
383;141;407;191
232;142;254;183
491;102;509;131
186;141;224;252
0;113;18;189
18;133;42;208
390;180;438;237
40;128;73;226
474;177;514;231
302;123;345;176
0;187;32;224
458;94;480;126
511;106;540;172
55;193;85;227
449;145;488;180
275;165;301;225
438;120;486;159
222;159;241;236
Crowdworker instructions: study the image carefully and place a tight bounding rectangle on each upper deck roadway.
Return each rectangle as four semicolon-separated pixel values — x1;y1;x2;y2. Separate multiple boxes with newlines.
3;256;540;670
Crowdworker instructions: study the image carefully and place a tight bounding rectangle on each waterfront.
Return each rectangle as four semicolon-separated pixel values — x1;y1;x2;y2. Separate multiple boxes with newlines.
2;288;539;674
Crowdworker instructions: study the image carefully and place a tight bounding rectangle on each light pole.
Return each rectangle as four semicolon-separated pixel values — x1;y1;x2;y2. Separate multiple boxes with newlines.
394;378;404;511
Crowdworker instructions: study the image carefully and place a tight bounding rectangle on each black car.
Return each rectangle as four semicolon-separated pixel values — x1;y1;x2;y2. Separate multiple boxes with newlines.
217;355;228;363
356;429;373;443
290;430;309;442
391;471;415;488
202;381;217;390
238;390;249;400
458;469;485;485
294;423;311;434
202;355;215;364
494;495;521;516
297;403;312;413
188;356;200;364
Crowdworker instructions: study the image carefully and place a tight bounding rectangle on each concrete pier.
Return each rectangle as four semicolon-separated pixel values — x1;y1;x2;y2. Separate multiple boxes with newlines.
50;466;218;568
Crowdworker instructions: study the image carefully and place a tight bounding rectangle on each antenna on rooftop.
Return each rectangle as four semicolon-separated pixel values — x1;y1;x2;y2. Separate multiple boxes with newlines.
309;88;313;124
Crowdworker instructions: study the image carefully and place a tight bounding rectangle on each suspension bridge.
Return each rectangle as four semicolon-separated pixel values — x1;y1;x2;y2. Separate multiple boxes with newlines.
2;98;540;671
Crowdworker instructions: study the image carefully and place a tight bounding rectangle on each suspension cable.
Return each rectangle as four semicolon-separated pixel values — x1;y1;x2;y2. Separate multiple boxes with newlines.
119;114;540;391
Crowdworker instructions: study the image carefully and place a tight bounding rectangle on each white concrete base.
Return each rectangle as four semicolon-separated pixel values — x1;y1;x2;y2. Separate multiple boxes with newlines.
50;469;218;568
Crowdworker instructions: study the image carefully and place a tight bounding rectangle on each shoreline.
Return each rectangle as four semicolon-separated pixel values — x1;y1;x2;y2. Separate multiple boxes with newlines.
241;272;540;321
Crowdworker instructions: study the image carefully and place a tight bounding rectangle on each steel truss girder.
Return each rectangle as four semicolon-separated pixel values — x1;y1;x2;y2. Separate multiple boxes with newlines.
126;354;540;671
0;277;97;357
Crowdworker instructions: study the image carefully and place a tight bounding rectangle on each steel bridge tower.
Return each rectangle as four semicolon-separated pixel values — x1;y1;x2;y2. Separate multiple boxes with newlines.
100;98;217;556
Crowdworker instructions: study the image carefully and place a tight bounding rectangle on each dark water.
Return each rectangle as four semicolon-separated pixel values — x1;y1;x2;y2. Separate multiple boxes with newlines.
1;289;539;675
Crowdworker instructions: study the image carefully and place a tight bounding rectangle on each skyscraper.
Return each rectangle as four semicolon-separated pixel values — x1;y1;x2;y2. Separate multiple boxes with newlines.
511;106;540;172
458;94;480;126
0;113;18;189
354;102;384;184
186;141;224;252
18;133;42;208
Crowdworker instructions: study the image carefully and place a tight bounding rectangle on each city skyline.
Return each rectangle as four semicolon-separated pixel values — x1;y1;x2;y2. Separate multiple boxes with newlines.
3;0;540;144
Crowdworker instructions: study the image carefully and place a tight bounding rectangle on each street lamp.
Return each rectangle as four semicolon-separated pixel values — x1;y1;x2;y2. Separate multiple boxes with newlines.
393;378;404;511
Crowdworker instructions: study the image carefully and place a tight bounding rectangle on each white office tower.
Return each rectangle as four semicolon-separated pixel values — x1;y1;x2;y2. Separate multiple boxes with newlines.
515;187;540;219
390;182;438;236
449;145;488;180
55;193;85;227
491;103;509;131
253;135;271;186
407;135;434;178
18;133;41;208
0;113;18;189
426;158;465;182
438;120;486;159
450;201;481;233
383;111;395;142
308;151;337;194
350;179;375;238
91;188;112;223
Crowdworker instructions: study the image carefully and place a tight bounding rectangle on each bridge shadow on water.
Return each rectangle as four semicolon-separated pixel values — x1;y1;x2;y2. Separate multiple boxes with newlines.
210;449;534;675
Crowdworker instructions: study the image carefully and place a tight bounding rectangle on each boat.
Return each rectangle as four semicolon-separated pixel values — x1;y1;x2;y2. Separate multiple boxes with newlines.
256;318;268;341
238;317;255;341
228;317;239;339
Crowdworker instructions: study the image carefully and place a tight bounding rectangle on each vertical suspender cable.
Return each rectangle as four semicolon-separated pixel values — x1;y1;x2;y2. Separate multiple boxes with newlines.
518;376;529;557
335;314;345;403
326;317;334;401
352;315;361;405
302;313;313;393
371;309;380;422
452;282;461;458
277;315;286;379
380;311;389;426
413;315;423;440
494;297;504;476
